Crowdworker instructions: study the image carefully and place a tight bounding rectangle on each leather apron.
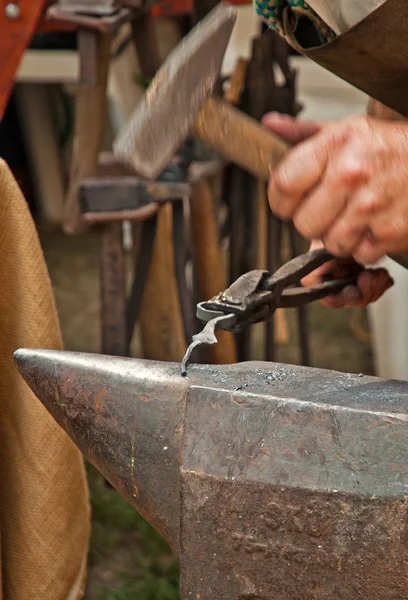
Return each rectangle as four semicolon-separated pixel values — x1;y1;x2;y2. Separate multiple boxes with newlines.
281;0;408;118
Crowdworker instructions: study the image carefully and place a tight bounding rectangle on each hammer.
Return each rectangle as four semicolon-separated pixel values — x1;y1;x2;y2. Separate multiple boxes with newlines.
114;1;408;274
113;2;289;182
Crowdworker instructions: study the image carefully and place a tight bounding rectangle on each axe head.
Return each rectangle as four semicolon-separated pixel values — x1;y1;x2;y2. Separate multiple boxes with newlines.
113;2;237;180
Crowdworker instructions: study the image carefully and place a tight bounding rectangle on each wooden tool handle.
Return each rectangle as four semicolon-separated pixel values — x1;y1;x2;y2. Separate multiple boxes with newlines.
193;96;289;180
190;179;237;365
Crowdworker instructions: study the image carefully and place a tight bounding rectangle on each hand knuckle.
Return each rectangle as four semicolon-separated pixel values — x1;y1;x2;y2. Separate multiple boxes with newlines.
338;157;369;186
347;115;370;135
376;217;408;242
293;214;315;239
353;248;376;265
356;191;384;215
321;235;340;256
272;166;293;195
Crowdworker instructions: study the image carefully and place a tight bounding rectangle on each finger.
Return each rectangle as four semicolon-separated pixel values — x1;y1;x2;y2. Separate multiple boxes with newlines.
366;208;408;247
292;171;349;241
323;188;380;257
352;236;388;265
321;284;362;308
368;270;394;303
262;112;321;144
322;269;393;308
322;187;385;258
301;260;337;287
268;133;330;220
350;269;394;306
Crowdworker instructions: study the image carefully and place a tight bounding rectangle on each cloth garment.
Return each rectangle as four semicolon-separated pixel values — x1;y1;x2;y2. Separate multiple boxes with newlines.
308;0;386;34
255;0;408;117
308;0;387;34
0;159;90;600
254;0;387;42
254;0;335;43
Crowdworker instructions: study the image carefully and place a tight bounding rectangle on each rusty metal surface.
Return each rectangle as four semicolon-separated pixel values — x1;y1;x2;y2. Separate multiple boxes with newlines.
114;2;237;178
80;178;190;215
14;348;408;599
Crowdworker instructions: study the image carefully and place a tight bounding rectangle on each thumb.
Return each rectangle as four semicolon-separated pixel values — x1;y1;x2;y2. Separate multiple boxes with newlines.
262;112;322;144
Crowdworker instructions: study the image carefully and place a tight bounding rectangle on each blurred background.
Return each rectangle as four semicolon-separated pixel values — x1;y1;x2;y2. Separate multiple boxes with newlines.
1;1;402;598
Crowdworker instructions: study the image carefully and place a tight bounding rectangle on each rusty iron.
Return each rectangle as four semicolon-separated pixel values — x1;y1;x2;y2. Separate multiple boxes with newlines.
80;177;190;223
14;348;408;598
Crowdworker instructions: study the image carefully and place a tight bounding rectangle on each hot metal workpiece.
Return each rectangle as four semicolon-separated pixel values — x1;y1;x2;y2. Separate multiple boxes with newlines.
14;349;408;599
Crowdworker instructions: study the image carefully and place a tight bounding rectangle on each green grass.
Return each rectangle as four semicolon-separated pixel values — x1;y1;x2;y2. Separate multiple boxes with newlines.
85;465;180;600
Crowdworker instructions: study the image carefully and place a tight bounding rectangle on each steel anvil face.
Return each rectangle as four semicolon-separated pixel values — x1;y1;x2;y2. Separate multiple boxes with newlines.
14;350;408;599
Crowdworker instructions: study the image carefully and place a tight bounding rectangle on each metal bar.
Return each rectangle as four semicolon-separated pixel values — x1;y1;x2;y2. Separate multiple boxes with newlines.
172;200;196;343
266;205;283;362
125;213;158;351
289;223;310;366
100;223;127;356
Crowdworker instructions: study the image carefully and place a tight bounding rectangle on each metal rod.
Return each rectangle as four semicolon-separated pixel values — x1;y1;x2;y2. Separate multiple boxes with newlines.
125;213;157;351
289;224;310;366
101;223;127;356
172;200;196;343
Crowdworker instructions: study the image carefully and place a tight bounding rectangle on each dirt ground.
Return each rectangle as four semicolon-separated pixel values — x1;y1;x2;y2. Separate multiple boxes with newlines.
39;227;374;600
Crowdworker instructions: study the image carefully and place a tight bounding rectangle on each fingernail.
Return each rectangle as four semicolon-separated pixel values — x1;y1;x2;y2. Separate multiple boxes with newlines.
341;285;362;303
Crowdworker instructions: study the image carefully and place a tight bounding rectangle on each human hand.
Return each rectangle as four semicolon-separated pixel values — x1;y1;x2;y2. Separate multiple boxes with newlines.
264;112;408;265
302;241;393;308
263;113;394;307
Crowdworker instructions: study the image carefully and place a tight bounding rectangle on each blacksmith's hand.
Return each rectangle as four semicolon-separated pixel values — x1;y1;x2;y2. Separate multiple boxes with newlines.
263;113;394;307
264;112;408;265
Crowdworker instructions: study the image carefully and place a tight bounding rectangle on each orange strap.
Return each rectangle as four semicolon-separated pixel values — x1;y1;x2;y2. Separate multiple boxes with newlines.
150;0;193;17
151;0;253;17
0;0;47;118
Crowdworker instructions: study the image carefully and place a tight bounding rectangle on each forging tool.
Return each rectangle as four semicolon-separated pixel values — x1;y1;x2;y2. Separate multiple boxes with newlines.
114;2;290;181
13;349;408;598
181;247;359;375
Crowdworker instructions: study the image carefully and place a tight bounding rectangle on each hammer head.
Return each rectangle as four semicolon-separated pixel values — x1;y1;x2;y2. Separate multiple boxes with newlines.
14;349;408;598
113;2;237;180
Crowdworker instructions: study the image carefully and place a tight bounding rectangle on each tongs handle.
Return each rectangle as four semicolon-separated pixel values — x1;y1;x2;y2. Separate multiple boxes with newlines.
280;275;359;308
262;247;334;292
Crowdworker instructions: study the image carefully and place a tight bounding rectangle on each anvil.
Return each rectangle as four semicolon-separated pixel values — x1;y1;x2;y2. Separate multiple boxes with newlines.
14;349;408;599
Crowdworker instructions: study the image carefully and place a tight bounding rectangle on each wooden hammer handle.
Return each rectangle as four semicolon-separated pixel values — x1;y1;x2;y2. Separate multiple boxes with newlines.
193;96;289;181
195;99;408;273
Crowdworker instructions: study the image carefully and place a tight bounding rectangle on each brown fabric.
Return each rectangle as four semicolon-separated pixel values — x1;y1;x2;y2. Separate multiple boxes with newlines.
282;0;408;117
0;159;90;599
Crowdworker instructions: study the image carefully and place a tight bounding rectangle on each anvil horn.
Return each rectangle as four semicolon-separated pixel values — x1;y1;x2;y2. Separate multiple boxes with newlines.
13;349;188;551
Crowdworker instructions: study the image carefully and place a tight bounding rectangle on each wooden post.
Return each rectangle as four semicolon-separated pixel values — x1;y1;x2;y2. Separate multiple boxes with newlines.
190;179;237;364
63;30;112;234
131;12;187;361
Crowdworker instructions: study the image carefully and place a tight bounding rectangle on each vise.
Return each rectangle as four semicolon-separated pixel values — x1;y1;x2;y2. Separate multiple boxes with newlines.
14;348;408;599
